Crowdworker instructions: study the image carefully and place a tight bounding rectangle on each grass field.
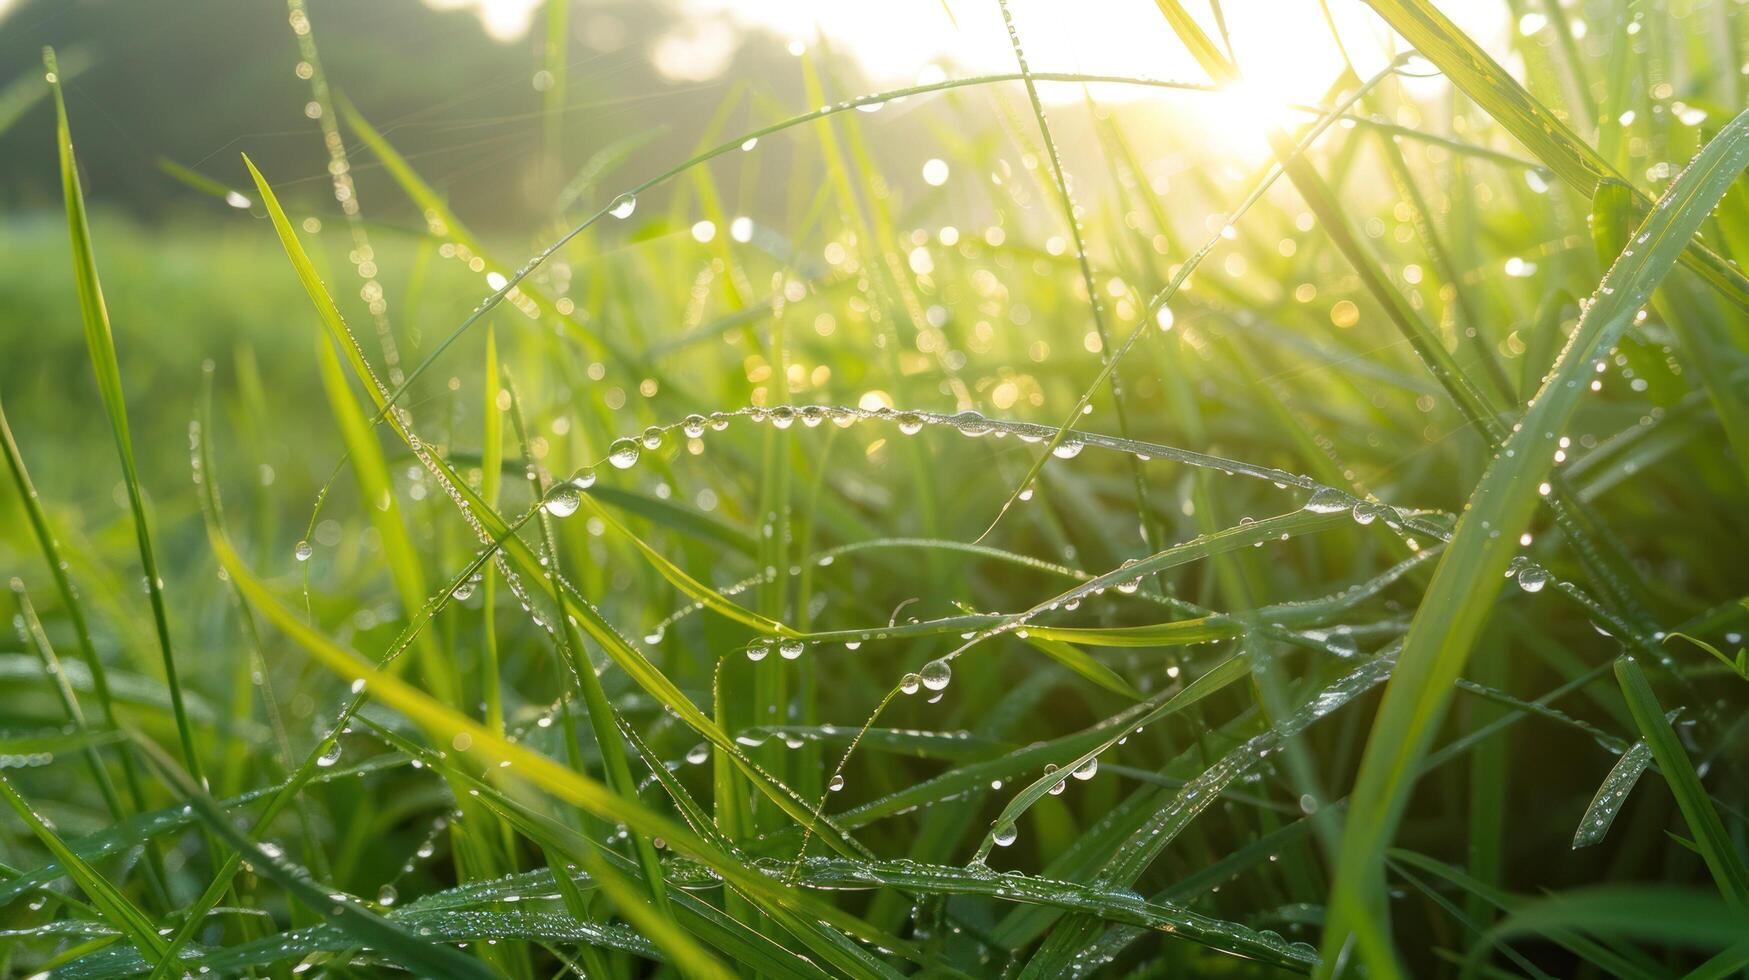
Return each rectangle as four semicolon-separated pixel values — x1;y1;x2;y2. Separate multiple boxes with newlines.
3;0;1749;976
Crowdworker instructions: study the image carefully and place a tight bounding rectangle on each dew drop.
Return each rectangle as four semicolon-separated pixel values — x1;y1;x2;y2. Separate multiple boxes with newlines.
1516;564;1550;593
1051;441;1084;459
779;639;805;660
746;641;771;662
316;742;343;768
899;672;921;695
571;467;597;490
376;884;398;906
1072;757;1098;780
952;410;992;436
641;426;664;450
1302;487;1348;514
919;659;951;691
543;486;581;518
608;438;641;469
827;774;845;792
609;194;637;219
294;540;314;562
992;823;1018;847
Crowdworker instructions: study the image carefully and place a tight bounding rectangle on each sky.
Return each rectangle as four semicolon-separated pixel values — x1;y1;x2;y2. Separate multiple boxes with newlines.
429;0;1512;103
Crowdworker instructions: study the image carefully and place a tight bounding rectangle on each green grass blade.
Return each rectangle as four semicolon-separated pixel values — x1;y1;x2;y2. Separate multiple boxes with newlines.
1614;657;1749;904
1572;740;1653;849
1360;0;1749;313
1318;109;1749;975
44;46;204;786
0;773;181;973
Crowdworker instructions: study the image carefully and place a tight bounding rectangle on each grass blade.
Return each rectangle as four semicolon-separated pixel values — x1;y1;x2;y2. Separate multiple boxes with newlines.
1318;109;1749;976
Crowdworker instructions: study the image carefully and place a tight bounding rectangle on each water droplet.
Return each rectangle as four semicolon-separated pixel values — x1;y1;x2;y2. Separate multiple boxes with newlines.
294;540;314;562
827;774;845;792
992;823;1018;847
609;194;637;219
316;742;342;768
920;659;951;691
376;884;398;906
779;639;804;660
1052;441;1084;459
1516;564;1549;593
641;426;664;450
1072;757;1098;780
740;137;758;152
685;744;709;765
899;672;921;694
1302;487;1348;514
897;412;924;435
571;467;596;490
746;641;771;662
682;414;708;438
1351;502;1380;525
452;581;475;601
543;486;581;518
608;438;641;469
770;406;796;429
952;410;992;436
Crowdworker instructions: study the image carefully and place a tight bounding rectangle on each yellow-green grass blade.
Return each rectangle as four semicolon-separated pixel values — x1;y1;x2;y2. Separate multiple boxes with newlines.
576;491;793;635
45;47;204;788
1318;109;1749;977
205;529;914;977
243;157;872;859
1017;635;1144;700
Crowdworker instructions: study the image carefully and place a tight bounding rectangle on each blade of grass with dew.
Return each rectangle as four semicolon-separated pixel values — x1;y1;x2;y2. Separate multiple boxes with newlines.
45;45;205;791
0;773;183;975
1614;656;1749;904
1360;0;1749;313
1592;177;1749;488
972;651;1250;862
242;156;872;859
368;717;876;980
204;528;919;978
1022;652;1397;977
1155;6;1661;637
1318;109;1749;977
480;325;505;735
129;734;500;980
1572;739;1654;849
499;369;673;917
7;584;133;839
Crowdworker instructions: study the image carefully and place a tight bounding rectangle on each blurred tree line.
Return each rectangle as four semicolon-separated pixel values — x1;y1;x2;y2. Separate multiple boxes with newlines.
0;0;822;230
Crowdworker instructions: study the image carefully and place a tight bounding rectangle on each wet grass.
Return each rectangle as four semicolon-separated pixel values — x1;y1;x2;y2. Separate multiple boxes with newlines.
2;1;1749;977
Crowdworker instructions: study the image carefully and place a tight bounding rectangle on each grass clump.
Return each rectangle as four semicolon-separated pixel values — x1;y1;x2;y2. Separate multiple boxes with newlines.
3;1;1749;977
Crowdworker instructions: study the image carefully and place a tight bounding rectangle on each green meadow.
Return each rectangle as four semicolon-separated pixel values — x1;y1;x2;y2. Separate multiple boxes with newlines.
1;0;1748;976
